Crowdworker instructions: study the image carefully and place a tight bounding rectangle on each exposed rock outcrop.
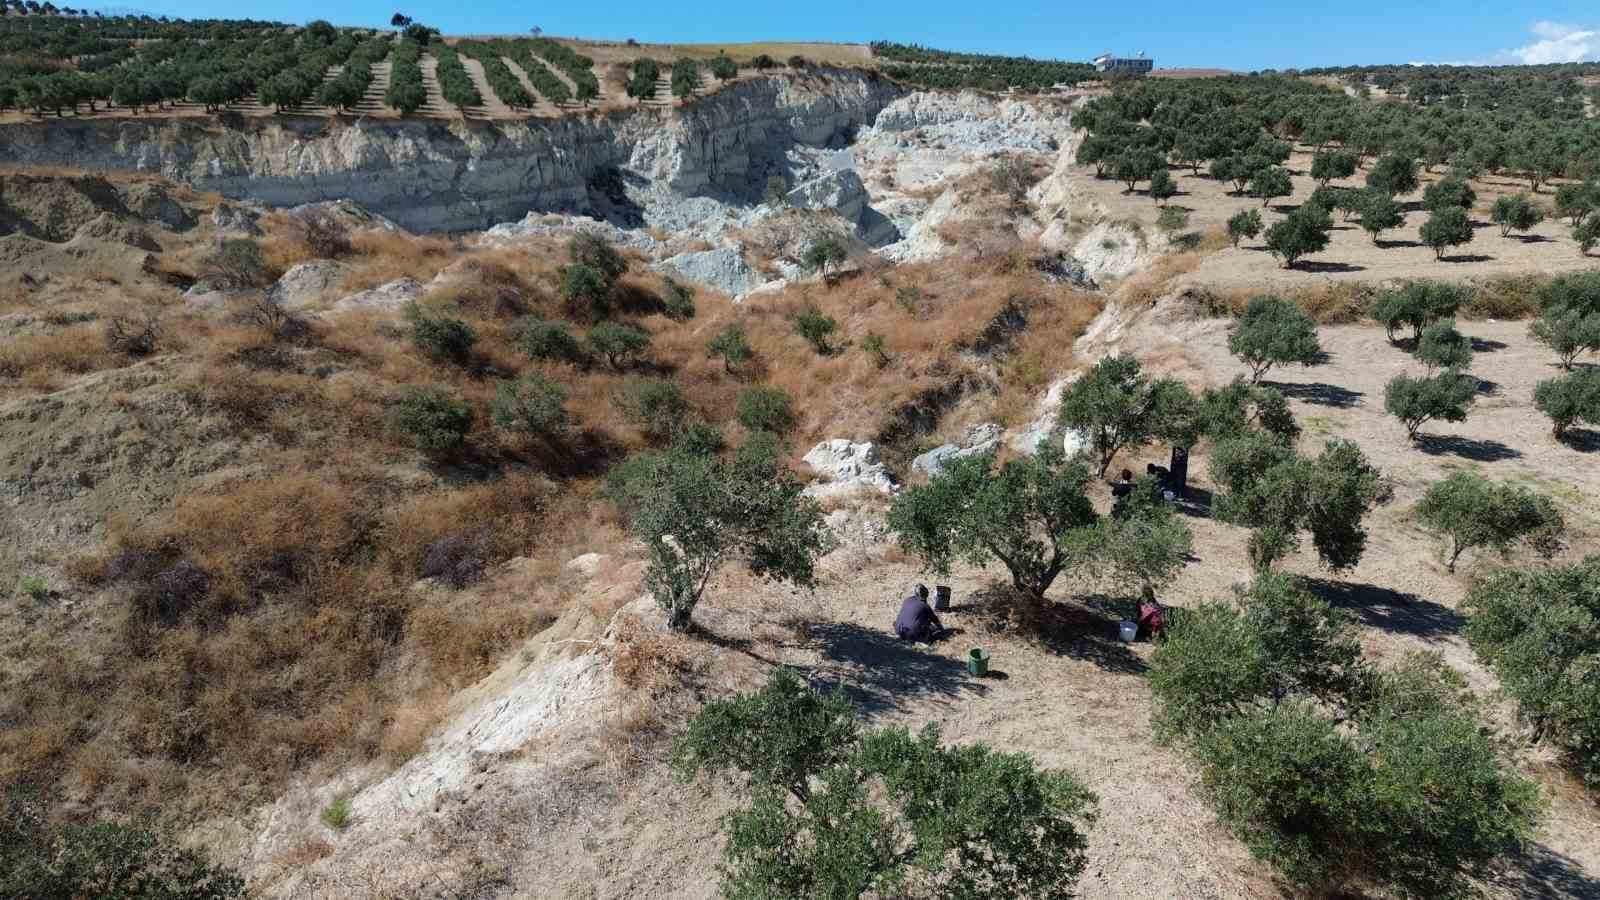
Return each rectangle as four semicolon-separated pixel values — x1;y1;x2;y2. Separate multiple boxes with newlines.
801;440;897;500
0;70;905;234
911;423;1003;478
267;260;350;310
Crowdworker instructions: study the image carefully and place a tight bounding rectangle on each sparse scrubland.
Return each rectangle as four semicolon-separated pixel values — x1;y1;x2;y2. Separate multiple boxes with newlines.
2;19;1600;900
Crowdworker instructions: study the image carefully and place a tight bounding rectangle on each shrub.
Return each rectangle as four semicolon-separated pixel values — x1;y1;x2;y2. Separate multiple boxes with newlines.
418;527;490;588
1414;318;1472;372
490;374;568;436
662;278;696;320
735;385;797;435
800;236;847;275
559;263;613;319
991;155;1041;205
1464;559;1600;785
672;669;1097;898
320;794;353;830
787;54;807;69
512;317;587;364
1058;354;1195;476
861;332;889;368
1226;208;1262;247
1227;294;1322;382
605;447;831;629
710;54;738;81
1534;367;1600;437
0;791;247;899
105;312;162;357
585;321;652;369
888;444;1098;599
707;323;753;373
404;302;477;365
296;212;352;258
386;385;472;455
793;306;838;355
1384;370;1476;440
1415;471;1564;571
1155;205;1188;232
201;238;270;289
614;377;690;443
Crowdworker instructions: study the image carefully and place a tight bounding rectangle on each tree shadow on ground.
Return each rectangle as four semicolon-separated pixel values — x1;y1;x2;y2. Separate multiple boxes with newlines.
1416;433;1523;461
1173;485;1214;519
1516;234;1554;244
805;622;988;716
1376;238;1423;249
1557;427;1600;452
969;586;1149;675
1471;337;1509;353
1294;260;1367;273
1491;843;1600;900
1441;253;1494;263
1301;578;1464;642
1476;377;1503;397
1265;380;1364;408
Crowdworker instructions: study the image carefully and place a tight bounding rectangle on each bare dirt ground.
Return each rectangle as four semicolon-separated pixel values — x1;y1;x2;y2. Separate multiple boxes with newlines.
1069;148;1598;291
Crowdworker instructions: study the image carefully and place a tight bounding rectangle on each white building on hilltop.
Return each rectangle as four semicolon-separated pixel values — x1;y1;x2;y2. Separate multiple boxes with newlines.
1093;52;1154;76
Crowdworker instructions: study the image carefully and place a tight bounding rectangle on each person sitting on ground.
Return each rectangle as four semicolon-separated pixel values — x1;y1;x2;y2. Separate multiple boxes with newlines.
1137;586;1166;641
1111;468;1136;498
895;583;944;642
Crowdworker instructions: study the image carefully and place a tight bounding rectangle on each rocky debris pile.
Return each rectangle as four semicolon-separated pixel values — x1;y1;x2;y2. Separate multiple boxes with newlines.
288;199;400;232
267;260;350;311
122;182;193;231
1030;251;1097;289
911;423;1004;478
210;202;262;235
651;247;771;300
334;278;424;312
73;213;160;252
801;440;897;500
483;212;667;254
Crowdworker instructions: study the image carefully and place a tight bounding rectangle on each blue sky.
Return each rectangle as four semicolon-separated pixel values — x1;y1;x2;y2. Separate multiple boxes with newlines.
112;2;1600;71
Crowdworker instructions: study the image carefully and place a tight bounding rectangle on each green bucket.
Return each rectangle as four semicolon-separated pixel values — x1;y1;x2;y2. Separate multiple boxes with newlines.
967;648;990;677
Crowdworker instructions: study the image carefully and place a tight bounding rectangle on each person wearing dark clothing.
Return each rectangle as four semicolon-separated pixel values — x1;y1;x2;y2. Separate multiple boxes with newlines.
895;584;944;642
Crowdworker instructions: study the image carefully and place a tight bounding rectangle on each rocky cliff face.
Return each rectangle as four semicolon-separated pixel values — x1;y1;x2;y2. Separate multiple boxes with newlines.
0;70;904;233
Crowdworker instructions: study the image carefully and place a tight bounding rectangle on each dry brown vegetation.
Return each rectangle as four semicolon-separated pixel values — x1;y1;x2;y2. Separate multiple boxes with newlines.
0;186;1104;822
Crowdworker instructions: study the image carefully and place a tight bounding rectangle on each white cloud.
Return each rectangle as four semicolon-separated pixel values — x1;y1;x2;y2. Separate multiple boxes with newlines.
1502;20;1600;65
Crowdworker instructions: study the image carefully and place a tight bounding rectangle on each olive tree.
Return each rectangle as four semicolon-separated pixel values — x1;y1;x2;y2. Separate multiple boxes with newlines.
706;324;753;374
1152;579;1543;899
672;669;1098;899
1371;280;1468;344
1366;152;1420;197
1534;368;1600;437
490;374;568;436
585;321;652;369
1226;208;1262;247
1464;560;1600;785
1057;354;1194;477
1422;174;1476;213
1415;471;1564;572
1309;150;1357;187
1264;202;1333;269
1491;193;1544;238
1248;165;1293;207
605;445;832;630
1419;205;1474;259
1384;370;1477;440
1227;295;1322;382
801;235;847;276
1529;272;1600;369
886;445;1098;599
1414;318;1472;372
1210;434;1386;572
1358;190;1404;244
